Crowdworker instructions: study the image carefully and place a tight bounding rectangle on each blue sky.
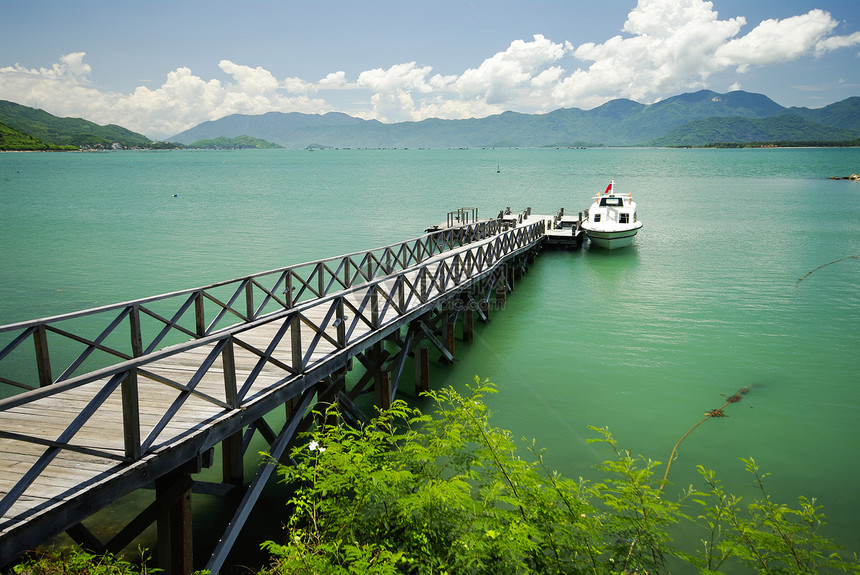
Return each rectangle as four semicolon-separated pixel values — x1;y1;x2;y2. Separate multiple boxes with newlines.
2;0;858;139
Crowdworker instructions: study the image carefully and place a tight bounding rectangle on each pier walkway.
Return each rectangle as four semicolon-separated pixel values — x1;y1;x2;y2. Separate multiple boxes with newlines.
0;209;579;573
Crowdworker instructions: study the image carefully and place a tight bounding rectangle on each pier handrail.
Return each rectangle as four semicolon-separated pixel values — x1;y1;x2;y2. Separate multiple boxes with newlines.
0;219;545;524
0;220;507;394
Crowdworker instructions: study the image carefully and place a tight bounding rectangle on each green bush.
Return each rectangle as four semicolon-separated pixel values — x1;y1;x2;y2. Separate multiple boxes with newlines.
11;546;159;575
261;379;859;575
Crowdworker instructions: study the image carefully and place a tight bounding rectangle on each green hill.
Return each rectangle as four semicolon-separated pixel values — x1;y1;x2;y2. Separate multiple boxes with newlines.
189;135;282;149
0;122;78;151
780;96;860;132
648;114;860;146
0;100;153;148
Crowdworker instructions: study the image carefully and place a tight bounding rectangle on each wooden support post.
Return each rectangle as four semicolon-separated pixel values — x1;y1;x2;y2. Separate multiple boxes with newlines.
221;338;243;485
463;307;474;342
446;319;456;359
285;395;297;420
416;345;430;395
375;369;392;411
157;469;194;575
222;433;244;487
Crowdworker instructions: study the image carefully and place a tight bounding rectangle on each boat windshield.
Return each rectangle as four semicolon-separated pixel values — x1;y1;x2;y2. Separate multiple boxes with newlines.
599;197;624;207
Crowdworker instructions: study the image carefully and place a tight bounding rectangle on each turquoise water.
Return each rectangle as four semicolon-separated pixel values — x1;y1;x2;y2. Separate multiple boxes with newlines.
1;148;859;567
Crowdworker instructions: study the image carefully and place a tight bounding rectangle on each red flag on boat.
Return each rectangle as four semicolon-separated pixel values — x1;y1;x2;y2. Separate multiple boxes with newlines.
603;180;613;194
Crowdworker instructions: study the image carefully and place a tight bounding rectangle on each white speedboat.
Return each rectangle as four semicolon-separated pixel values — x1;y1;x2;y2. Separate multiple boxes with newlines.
581;179;643;249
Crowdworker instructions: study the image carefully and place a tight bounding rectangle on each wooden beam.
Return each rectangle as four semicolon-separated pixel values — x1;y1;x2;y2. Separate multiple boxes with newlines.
66;523;105;554
205;389;315;575
389;327;414;400
418;321;455;363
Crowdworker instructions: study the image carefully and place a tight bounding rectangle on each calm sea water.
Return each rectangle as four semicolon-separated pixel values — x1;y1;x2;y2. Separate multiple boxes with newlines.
1;148;859;568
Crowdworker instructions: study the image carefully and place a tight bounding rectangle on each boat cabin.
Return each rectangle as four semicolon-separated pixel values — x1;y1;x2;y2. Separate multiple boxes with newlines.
599;196;625;207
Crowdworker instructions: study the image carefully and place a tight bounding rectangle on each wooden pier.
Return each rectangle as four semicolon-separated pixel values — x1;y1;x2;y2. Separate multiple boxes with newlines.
0;208;580;573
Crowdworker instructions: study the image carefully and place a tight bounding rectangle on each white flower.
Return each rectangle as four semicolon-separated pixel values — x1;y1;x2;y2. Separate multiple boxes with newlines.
308;440;326;452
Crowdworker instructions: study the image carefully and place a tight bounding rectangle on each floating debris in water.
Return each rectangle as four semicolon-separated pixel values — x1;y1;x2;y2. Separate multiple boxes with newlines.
797;255;858;286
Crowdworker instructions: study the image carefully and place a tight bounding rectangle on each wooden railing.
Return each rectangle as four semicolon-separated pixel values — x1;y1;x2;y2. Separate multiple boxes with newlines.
0;220;509;394
0;220;544;521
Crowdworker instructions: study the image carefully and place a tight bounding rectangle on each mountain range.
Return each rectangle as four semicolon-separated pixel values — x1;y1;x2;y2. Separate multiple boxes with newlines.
169;90;860;148
2;90;859;151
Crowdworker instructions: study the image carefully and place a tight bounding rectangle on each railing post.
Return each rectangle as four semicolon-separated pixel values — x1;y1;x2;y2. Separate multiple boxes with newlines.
194;292;206;337
245;280;254;321
343;257;352;287
370;288;380;329
121;369;141;460
290;315;303;373
129;304;143;358
419;268;428;302
34;324;52;387
336;297;346;348
285;273;294;307
316;263;325;297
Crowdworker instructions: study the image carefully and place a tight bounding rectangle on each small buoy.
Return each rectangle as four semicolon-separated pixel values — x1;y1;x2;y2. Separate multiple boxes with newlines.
172;194;178;197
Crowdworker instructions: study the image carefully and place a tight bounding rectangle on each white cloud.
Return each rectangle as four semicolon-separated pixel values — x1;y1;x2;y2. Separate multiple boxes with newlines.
715;9;838;72
318;71;347;88
357;62;436;93
0;1;858;138
59;52;92;77
454;34;568;105
815;30;860;56
554;0;745;107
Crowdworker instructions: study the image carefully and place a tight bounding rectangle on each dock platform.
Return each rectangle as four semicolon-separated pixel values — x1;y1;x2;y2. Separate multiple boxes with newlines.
0;204;582;573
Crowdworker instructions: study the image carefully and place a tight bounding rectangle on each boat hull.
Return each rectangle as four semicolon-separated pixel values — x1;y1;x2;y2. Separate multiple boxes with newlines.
583;224;642;249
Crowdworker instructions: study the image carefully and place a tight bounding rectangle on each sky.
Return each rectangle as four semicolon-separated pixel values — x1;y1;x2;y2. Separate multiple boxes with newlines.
1;0;859;140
